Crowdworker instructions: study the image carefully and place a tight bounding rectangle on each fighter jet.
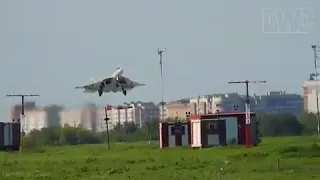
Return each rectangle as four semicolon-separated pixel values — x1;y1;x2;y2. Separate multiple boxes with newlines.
75;68;145;97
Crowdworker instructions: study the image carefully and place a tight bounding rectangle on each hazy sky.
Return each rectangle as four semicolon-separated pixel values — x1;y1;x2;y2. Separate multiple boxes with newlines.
0;0;319;118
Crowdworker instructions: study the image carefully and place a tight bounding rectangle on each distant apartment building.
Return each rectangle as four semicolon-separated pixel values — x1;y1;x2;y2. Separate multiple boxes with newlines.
189;93;245;115
164;101;190;120
103;102;159;129
9;102;37;120
43;105;64;127
80;104;98;131
158;102;168;119
306;90;319;113
9;102;46;134
303;80;320;113
59;108;82;127
189;92;303;115
253;91;303;115
59;104;98;131
96;107;113;132
9;102;160;133
23;108;47;134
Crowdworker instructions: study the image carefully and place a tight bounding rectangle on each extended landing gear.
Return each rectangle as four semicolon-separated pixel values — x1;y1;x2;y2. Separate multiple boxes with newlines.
121;85;127;96
98;83;104;97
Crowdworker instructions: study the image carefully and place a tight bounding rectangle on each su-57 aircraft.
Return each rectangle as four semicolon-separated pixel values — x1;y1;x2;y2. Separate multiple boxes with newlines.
75;68;145;97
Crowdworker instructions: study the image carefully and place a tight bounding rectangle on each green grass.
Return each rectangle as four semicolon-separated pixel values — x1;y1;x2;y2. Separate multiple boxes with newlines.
1;136;320;180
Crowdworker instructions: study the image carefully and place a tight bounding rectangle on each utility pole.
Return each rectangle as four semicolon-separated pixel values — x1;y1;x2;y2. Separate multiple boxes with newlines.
228;80;266;148
158;48;166;121
6;94;40;151
312;45;320;138
104;105;111;149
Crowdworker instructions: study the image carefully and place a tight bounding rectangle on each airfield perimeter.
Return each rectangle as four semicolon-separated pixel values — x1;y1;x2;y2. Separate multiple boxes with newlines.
0;136;319;180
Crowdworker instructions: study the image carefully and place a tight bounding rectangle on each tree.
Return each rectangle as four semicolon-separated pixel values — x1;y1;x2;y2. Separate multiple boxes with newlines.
143;118;159;140
23;126;103;148
299;112;318;135
257;113;303;137
123;122;138;133
23;129;45;148
41;127;60;145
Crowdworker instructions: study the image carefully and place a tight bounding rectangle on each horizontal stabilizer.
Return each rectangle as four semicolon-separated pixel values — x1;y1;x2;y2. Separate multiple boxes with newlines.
75;86;84;89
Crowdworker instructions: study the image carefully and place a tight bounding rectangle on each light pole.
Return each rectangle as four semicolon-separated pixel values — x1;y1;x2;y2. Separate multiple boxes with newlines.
6;94;40;151
104;105;112;149
158;48;166;121
228;80;266;148
312;45;320;138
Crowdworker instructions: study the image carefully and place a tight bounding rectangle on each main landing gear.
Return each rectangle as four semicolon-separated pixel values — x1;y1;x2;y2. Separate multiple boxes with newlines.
121;85;127;96
98;83;104;97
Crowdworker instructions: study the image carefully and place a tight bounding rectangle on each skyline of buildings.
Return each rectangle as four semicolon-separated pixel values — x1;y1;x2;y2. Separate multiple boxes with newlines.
7;78;320;134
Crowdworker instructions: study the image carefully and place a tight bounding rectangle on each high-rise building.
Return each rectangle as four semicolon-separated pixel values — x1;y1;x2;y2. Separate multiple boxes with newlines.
9;101;37;121
23;108;47;134
59;108;82;128
43;105;64;127
303;80;320;113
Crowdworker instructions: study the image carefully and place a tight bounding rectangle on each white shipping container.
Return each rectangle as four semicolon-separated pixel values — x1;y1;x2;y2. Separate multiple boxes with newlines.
191;121;201;148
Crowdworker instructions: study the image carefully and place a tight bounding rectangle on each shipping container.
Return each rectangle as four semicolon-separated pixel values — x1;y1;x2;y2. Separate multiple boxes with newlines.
0;123;4;148
0;122;21;151
12;123;21;150
4;123;12;146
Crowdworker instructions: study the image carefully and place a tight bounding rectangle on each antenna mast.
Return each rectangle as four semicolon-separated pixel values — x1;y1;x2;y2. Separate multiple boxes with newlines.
158;48;166;121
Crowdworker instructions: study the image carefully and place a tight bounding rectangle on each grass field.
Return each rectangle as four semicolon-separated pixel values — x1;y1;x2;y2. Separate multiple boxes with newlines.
0;136;320;180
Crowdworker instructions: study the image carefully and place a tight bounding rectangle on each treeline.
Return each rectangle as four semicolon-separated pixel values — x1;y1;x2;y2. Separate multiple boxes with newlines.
23;112;319;148
23;119;159;148
258;112;318;137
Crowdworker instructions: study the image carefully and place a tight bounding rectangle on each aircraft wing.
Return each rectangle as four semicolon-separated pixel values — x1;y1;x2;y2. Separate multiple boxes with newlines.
75;81;100;90
121;76;145;89
75;76;115;90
